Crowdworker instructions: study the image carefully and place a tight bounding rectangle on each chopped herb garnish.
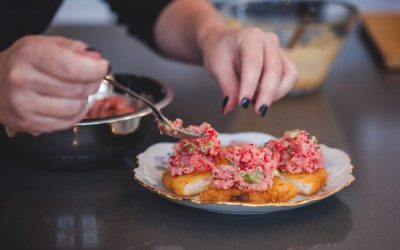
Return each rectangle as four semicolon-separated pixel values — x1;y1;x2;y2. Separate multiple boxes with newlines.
183;143;195;154
288;129;299;139
242;168;262;184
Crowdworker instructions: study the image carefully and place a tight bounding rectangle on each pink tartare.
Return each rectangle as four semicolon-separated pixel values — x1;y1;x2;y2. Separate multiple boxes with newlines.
265;129;324;174
167;123;325;196
168;120;221;176
212;144;278;192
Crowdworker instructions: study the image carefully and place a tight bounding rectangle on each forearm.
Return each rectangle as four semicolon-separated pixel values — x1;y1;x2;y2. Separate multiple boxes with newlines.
154;0;226;63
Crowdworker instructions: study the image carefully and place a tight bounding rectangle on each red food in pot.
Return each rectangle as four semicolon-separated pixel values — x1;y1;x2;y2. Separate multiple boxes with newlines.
85;96;135;119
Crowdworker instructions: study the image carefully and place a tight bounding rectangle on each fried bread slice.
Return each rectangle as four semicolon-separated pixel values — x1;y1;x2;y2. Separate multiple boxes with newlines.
199;177;297;204
280;168;328;196
162;170;212;196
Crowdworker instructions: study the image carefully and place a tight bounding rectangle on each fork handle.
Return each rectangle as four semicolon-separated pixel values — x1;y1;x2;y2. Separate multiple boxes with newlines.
103;75;165;121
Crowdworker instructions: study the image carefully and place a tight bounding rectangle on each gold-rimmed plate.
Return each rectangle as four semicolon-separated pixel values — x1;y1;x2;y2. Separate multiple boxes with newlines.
134;132;355;214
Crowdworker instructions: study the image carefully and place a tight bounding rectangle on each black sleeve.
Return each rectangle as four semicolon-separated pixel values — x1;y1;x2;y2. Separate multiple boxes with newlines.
105;0;172;51
0;0;63;51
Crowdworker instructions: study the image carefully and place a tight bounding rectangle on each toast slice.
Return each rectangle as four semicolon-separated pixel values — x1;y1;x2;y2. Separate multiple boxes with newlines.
280;168;328;196
199;177;297;204
162;170;212;196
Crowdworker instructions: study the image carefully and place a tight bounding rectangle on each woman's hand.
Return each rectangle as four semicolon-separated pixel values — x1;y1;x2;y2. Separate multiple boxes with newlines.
155;0;298;116
0;35;109;135
199;26;298;116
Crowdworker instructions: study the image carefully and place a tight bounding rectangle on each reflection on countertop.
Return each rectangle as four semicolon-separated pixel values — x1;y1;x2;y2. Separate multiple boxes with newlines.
0;162;353;250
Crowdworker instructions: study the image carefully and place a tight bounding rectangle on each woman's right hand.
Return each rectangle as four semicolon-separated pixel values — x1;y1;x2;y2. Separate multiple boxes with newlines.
0;35;109;135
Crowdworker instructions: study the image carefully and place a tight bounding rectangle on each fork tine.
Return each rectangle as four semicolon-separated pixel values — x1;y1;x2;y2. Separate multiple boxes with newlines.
104;75;206;140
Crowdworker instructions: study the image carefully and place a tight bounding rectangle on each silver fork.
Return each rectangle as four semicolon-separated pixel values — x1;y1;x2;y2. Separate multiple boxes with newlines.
103;75;206;140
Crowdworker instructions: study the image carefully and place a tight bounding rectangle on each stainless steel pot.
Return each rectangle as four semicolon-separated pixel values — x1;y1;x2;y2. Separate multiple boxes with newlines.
2;74;173;169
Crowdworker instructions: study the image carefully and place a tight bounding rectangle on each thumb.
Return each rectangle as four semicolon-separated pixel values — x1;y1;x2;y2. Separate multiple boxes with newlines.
51;36;103;60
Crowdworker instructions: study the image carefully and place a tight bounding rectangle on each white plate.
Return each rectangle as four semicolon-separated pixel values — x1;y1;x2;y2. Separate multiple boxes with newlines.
134;132;355;214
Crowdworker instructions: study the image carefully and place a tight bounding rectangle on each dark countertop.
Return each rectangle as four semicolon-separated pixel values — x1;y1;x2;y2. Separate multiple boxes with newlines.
0;22;399;250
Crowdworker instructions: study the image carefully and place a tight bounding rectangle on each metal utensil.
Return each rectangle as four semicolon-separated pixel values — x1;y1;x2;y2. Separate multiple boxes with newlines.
287;4;316;49
103;75;206;140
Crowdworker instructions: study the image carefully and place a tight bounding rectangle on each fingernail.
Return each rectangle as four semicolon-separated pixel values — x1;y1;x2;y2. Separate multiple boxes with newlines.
107;64;112;74
241;97;250;109
85;46;102;54
222;96;229;112
258;104;268;117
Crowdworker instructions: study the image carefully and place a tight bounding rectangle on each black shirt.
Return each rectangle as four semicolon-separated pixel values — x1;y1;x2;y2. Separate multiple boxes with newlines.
0;0;171;51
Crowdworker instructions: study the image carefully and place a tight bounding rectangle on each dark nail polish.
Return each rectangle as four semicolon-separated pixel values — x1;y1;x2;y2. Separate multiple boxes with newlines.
222;96;229;111
241;97;250;109
259;104;268;117
85;46;102;53
107;64;112;74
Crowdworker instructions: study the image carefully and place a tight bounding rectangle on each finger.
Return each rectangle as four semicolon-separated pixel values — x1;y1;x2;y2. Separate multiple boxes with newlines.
31;41;109;82
50;36;103;60
238;39;263;109
254;36;283;116
274;49;298;101
206;57;240;114
49;36;88;51
30;93;88;119
11;107;85;135
28;71;101;99
28;113;85;134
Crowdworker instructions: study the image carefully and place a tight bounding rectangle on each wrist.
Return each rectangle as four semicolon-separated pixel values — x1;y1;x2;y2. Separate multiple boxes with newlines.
195;18;227;60
185;1;228;61
154;0;229;63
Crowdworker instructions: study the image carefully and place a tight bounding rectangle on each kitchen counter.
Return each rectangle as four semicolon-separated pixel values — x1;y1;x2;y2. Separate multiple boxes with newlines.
0;24;399;250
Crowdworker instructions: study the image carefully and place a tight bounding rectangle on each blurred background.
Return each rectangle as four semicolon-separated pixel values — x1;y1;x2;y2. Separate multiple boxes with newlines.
51;0;400;26
50;0;400;92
